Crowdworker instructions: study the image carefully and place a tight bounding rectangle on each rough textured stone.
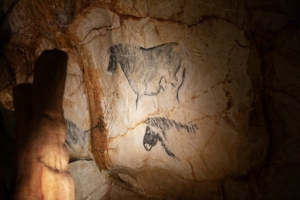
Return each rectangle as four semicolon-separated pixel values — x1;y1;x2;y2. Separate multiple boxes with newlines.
68;160;109;200
224;179;254;200
65;119;90;160
0;0;300;199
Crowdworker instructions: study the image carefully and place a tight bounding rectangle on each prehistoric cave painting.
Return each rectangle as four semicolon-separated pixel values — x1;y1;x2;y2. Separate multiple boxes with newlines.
0;111;93;155
86;116;106;132
65;119;89;153
144;125;178;160
143;117;198;160
65;116;104;153
107;43;186;108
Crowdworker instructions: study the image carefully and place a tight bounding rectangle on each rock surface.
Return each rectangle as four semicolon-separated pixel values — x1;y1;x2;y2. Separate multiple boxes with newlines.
68;160;109;200
0;0;300;199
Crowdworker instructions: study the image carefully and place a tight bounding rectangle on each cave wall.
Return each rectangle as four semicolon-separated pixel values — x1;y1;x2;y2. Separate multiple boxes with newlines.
0;0;300;199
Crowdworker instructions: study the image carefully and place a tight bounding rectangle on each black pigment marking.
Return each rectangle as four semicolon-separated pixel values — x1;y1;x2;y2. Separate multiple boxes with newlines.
145;117;198;135
143;125;179;161
143;117;198;160
86;116;106;132
65;116;105;153
66;119;81;144
65;139;75;152
143;126;158;151
65;119;88;152
157;134;178;160
107;43;186;108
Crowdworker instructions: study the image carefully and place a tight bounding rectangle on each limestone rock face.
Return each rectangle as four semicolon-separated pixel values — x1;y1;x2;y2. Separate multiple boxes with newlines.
65;119;90;160
68;160;109;200
1;0;300;199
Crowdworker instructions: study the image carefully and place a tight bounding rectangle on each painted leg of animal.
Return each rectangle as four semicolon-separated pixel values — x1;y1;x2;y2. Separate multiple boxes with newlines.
12;50;74;200
135;93;142;109
175;67;186;103
156;134;179;161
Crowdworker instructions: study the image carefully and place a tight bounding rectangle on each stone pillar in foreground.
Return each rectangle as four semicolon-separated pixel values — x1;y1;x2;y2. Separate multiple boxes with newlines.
13;50;74;200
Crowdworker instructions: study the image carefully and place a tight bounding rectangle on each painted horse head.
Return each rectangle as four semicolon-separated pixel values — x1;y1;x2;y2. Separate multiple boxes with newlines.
143;126;158;151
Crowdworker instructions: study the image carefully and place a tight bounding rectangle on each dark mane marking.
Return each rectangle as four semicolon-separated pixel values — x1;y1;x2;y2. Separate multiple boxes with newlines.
143;116;198;161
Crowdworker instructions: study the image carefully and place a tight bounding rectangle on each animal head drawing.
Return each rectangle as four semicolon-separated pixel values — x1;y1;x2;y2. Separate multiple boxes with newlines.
143;126;157;151
143;117;198;160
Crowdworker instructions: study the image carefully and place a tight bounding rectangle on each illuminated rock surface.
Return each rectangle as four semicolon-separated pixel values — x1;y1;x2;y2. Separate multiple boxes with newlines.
0;0;300;199
68;160;109;200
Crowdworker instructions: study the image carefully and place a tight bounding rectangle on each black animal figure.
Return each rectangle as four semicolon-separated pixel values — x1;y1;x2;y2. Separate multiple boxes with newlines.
107;43;186;108
143;125;178;161
143;117;198;160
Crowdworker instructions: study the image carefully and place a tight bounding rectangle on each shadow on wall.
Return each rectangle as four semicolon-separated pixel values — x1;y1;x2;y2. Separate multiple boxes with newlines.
0;0;17;93
0;1;18;199
0;106;15;199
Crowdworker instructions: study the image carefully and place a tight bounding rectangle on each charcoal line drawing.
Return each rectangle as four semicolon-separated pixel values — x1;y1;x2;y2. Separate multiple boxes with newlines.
65;116;105;153
107;43;186;108
143;125;178;160
143;117;198;160
84;116;106;133
65;119;89;153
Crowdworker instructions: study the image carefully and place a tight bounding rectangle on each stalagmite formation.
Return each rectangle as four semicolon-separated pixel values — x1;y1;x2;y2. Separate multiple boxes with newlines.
12;50;74;199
